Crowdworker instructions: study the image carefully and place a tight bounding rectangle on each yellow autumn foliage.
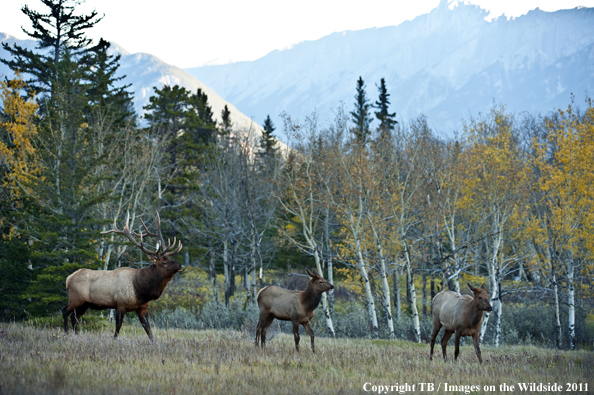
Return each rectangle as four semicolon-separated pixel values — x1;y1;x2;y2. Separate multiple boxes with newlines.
0;73;39;200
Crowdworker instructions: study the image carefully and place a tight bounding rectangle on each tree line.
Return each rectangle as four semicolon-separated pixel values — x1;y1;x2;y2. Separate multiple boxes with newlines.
1;0;592;351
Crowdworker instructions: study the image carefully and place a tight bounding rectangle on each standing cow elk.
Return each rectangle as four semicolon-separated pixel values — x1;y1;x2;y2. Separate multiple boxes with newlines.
429;283;492;363
62;212;183;340
255;268;333;352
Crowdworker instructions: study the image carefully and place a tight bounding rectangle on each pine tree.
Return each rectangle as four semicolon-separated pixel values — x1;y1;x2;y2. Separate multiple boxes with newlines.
144;85;191;137
1;0;104;96
221;105;233;134
260;115;278;156
374;78;397;140
350;76;373;145
20;51;106;315
144;84;218;262
86;38;135;127
189;88;217;144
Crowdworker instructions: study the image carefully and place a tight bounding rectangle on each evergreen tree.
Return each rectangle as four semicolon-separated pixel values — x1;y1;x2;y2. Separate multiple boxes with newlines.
194;89;215;127
20;51;105;315
144;85;192;137
86;38;135;127
144;85;218;261
260;115;278;156
1;0;104;96
221;105;233;134
144;85;218;180
0;1;136;317
374;78;397;140
350;76;373;145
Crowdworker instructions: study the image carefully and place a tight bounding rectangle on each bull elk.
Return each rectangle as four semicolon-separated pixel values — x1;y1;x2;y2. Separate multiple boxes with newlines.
255;268;333;353
429;283;492;363
62;212;183;340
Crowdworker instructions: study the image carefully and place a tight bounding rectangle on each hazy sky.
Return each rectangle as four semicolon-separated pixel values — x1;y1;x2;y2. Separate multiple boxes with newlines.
1;0;593;68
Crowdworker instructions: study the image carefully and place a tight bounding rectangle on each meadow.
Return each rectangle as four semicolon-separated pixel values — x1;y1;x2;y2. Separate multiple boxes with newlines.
0;323;592;395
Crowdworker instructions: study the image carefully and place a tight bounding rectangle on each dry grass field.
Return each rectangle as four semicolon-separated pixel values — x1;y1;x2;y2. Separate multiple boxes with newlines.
0;323;592;395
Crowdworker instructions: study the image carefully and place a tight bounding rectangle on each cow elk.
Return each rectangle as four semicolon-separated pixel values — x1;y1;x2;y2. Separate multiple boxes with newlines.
62;212;183;340
429;283;492;363
255;268;333;352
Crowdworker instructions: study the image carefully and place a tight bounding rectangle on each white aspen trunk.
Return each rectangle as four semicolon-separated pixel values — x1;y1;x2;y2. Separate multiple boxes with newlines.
553;273;562;349
369;220;394;339
102;233;115;270
567;258;576;350
223;239;229;288
494;282;503;347
256;233;264;287
312;248;335;338
381;267;395;339
350;212;379;339
452;257;461;294
356;251;379;339
422;272;427;317
404;246;421;343
443;213;461;294
223;238;229;305
210;247;218;303
394;268;401;321
480;230;502;342
480;264;496;342
250;235;257;304
324;208;335;318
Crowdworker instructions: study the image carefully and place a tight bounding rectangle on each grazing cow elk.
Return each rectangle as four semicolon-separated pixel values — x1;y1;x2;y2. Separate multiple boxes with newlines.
429;283;492;363
62;212;183;340
255;268;333;352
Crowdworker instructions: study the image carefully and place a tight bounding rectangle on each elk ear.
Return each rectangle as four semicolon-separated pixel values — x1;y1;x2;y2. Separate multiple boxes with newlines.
305;268;314;278
481;283;488;290
468;283;477;293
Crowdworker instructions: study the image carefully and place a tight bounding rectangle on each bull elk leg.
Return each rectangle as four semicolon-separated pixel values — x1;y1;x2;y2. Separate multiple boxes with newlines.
472;333;482;363
260;316;275;348
254;321;262;347
114;310;126;338
292;321;300;352
302;322;315;353
429;321;442;360
71;304;89;333
254;312;270;348
62;306;73;334
454;331;462;361
441;329;453;361
136;306;153;341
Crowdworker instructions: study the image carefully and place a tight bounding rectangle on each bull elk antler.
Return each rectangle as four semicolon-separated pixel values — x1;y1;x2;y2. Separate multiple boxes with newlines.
101;211;183;258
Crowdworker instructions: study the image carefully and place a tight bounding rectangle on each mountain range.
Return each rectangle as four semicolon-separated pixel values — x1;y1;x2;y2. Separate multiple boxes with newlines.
186;0;594;136
2;0;594;139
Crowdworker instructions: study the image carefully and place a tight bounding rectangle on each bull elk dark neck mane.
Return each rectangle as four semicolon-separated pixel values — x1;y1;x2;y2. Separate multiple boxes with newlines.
133;263;177;305
62;212;183;340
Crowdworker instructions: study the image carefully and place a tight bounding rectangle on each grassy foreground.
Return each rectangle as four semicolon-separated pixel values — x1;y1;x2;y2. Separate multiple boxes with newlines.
0;323;592;395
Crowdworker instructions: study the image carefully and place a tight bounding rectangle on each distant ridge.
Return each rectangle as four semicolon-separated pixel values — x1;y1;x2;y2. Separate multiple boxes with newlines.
185;2;594;136
0;33;261;134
